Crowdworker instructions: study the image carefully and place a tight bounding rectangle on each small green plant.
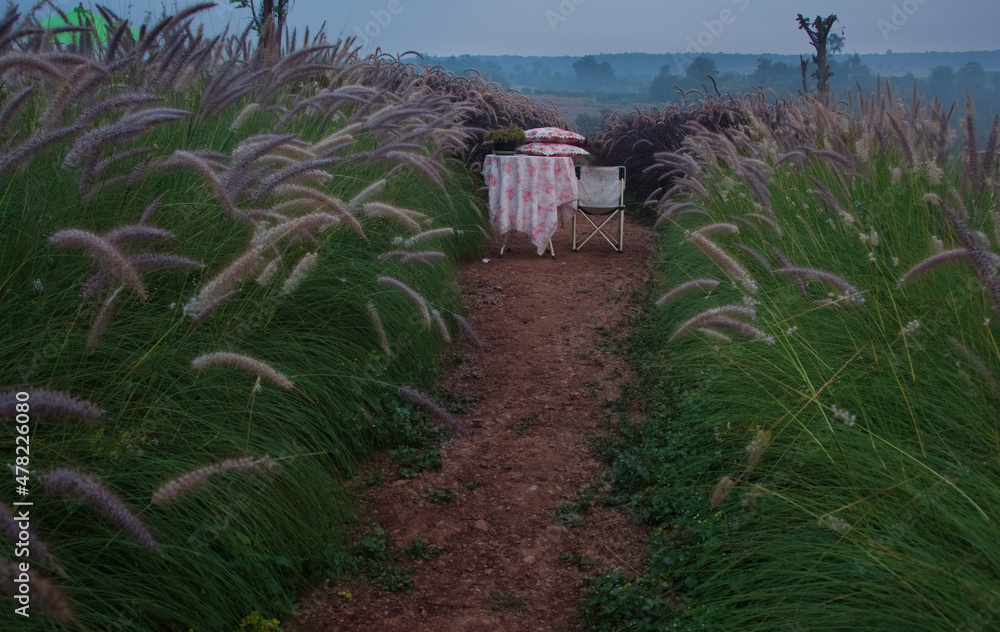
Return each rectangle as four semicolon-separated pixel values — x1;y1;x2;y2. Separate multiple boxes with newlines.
351;526;412;593
239;611;281;631
391;445;442;480
424;488;456;503
483;123;526;144
511;414;537;436
560;551;593;570
579;572;667;632
406;538;444;559
490;590;527;613
463;480;483;490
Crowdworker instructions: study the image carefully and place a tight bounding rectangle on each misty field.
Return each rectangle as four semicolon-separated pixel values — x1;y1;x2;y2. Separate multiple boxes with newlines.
1;3;999;631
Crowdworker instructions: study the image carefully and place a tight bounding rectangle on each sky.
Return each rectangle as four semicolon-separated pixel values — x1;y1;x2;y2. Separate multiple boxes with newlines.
51;0;1000;58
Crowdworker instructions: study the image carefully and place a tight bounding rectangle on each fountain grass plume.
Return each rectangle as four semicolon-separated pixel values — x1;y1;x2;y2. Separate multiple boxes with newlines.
87;285;123;354
152;456;277;505
670;304;758;342
40;468;160;553
930;199;1000;314
249;157;335;202
735;244;774;273
431;309;452;343
454;314;483;348
183;247;262;317
710;476;736;508
693;223;739;238
368;302;390;355
191;351;294;389
397;385;469;438
775;266;864;303
80;253;202;300
698;327;733;344
104;224;174;246
362;202;423;230
48;229;147;299
377;276;431;327
0;85;32;135
899;249;977;286
656;278;720;306
0;389;103;420
256;257;281;285
251;213;340;249
404;227;454;247
687;231;757;294
280;252;318;295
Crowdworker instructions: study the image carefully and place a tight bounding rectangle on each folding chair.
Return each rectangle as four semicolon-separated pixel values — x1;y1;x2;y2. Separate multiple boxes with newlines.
572;166;626;252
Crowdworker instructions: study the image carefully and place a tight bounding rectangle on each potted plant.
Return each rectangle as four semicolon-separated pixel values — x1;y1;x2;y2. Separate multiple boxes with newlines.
484;124;526;154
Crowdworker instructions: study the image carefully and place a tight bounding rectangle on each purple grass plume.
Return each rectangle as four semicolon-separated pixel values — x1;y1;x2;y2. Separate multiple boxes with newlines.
775;267;864;304
152;456;277;505
280;252;318;295
397;386;469;438
49;229;147;299
710;476;736;508
687;232;757;294
87;285;123;354
191;351;294;390
656;279;720;306
899;249;977;286
453;314;483;348
40;468;161;554
0;389;103;420
367;302;391;355
670;305;758;342
431;309;452;343
377;276;431;327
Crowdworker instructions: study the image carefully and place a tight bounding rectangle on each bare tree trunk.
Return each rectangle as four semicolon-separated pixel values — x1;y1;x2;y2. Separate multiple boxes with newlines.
800;56;809;95
797;14;838;101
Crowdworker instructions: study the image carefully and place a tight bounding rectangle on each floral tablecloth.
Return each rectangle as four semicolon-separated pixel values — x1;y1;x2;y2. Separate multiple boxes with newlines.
483;154;578;255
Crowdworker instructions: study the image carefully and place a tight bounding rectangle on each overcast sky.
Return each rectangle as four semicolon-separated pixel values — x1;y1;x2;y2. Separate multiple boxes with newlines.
60;0;1000;57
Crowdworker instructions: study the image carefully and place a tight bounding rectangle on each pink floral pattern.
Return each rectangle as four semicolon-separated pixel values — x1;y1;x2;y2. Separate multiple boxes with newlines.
484;155;578;255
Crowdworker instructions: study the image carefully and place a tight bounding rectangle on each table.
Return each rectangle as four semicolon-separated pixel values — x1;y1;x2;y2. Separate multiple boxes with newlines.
483;154;578;257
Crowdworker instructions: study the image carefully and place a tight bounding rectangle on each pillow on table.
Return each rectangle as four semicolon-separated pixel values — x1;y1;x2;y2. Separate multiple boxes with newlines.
516;142;590;157
523;127;586;145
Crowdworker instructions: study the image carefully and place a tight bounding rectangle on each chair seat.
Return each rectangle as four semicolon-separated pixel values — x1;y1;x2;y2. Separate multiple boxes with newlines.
572;166;626;252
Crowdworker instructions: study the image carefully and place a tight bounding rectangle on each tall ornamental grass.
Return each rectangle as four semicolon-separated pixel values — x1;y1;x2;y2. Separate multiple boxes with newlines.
0;4;561;629
595;84;1000;631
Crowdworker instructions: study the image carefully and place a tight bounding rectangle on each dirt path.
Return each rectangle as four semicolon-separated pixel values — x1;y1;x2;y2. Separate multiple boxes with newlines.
298;219;654;632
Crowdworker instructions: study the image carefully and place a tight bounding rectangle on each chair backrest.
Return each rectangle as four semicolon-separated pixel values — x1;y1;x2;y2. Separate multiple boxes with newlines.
575;166;625;212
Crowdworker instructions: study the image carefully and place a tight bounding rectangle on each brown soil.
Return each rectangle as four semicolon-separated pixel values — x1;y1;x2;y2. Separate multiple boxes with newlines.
297;219;654;632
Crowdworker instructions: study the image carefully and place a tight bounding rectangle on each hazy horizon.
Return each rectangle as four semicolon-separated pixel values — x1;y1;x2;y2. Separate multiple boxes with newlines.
42;0;1000;59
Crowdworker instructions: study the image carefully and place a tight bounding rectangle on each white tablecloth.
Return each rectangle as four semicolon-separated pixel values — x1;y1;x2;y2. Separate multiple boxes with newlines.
483;155;578;255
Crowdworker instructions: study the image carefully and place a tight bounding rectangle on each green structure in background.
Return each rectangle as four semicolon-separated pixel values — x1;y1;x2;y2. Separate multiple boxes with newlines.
39;3;140;44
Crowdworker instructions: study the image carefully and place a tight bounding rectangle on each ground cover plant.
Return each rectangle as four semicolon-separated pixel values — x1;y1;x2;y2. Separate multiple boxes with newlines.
0;4;562;629
590;83;1000;630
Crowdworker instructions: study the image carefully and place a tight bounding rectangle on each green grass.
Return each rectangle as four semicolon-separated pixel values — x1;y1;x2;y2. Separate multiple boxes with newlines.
0;71;488;632
590;106;1000;630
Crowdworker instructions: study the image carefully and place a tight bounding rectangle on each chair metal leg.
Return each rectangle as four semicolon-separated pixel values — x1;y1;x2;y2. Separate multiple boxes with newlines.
574;210;623;252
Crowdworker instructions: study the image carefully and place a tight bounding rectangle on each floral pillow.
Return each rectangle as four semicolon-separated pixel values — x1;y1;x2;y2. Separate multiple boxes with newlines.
516;142;590;157
523;127;586;145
